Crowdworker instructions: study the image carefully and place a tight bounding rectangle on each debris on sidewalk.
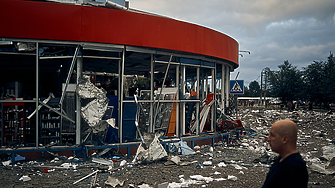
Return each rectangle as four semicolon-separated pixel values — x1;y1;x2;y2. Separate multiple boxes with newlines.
73;170;99;185
132;133;167;164
19;175;31;182
179;140;195;155
92;157;114;167
309;163;335;175
1;108;335;187
227;175;237;181
170;156;180;165
105;176;125;187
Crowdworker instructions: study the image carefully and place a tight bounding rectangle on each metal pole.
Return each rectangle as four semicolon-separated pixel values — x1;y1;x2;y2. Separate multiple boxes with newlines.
221;65;224;114
181;65;186;135
153;55;172;128
205;73;208;97
60;45;80;105
175;65;180;137
201;71;204;100
76;47;82;145
211;68;215;131
35;42;39;147
150;54;154;133
119;47;125;143
225;66;230;107
196;67;200;135
264;71;267;106
260;69;263;106
39;102;75;123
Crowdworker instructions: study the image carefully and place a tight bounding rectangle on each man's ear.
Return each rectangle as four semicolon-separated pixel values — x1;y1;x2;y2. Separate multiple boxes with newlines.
282;135;289;144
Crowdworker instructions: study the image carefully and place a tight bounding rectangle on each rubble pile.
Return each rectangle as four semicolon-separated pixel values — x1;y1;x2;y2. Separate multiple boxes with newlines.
1;107;335;187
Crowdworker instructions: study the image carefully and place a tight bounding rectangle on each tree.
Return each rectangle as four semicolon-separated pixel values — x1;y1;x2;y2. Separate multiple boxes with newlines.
302;60;324;103
243;86;250;96
268;60;303;104
323;52;335;108
303;52;335;108
249;81;260;97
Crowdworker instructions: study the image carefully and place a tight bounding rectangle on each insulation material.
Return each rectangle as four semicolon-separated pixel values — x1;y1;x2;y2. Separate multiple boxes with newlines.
81;99;108;127
148;134;168;161
143;133;155;147
15;42;36;51
178;140;196;155
131;143;148;164
91;120;109;134
106;118;117;129
77;75;110;139
77;75;107;99
132;134;167;163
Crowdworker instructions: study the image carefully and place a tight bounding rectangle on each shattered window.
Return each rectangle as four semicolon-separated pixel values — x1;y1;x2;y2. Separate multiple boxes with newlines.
152;56;178;135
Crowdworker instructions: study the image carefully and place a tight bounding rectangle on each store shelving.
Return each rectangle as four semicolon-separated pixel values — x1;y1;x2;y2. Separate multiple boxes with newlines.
1;98;25;146
40;98;61;145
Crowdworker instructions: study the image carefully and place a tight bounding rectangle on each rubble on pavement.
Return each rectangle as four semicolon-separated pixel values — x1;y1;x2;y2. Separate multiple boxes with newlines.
1;107;335;187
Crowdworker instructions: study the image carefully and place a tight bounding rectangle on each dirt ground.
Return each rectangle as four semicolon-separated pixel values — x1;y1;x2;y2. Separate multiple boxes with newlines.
1;106;335;188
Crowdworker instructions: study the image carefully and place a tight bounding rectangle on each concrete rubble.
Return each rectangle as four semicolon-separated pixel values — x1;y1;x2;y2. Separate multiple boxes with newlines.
1;107;335;187
105;176;125;187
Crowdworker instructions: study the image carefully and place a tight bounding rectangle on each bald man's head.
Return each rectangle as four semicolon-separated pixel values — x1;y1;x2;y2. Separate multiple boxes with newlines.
268;119;299;159
272;119;298;144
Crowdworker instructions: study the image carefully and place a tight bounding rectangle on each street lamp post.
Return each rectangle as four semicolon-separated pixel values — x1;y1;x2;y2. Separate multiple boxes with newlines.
260;67;270;106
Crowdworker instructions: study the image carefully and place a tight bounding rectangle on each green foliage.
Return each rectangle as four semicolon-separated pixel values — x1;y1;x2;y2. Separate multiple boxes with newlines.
243;86;250;96
262;52;335;108
268;60;303;104
248;80;260;97
302;52;335;107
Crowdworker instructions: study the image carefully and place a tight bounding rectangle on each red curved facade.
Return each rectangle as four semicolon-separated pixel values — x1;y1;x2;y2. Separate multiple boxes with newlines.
0;0;239;66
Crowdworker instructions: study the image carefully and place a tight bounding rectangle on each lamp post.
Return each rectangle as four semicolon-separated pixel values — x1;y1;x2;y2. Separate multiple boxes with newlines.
239;50;250;57
260;67;270;106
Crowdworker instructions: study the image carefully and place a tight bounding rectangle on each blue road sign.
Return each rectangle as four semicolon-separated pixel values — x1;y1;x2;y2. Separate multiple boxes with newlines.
230;80;244;94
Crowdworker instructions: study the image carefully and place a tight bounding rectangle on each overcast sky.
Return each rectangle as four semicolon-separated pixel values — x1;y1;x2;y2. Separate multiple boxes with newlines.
129;0;335;87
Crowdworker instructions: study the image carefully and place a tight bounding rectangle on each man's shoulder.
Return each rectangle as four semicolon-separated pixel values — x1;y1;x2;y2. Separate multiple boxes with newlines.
282;153;306;168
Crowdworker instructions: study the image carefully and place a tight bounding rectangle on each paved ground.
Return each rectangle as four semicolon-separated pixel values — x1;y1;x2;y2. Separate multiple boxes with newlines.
1;106;335;187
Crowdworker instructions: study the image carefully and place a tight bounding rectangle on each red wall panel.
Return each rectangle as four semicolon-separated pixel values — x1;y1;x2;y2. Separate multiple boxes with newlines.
0;0;238;66
0;0;82;41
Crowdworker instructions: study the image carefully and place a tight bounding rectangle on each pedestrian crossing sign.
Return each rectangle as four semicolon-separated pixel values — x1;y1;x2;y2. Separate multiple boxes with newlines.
230;80;244;94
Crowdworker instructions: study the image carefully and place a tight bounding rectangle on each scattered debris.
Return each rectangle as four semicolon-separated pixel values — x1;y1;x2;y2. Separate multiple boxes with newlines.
1;108;335;187
120;160;127;167
178;140;195;155
105;176;125;187
2;160;11;166
170;156;180;165
73;170;99;185
148;134;168;161
203;161;212;166
309;163;335;175
19;175;31;182
227;175;237;181
133;133;167;164
92;157;114;167
138;183;153;188
190;175;213;182
217;162;227;167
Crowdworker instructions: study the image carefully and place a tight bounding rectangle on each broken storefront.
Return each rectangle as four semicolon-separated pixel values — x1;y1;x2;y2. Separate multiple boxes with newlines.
0;0;241;161
0;43;240;156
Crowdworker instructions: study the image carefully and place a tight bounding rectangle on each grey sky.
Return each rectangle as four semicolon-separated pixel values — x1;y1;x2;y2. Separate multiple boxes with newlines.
129;0;335;86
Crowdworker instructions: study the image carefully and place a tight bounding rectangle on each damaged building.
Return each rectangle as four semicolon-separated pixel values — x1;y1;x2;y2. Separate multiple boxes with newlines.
0;0;240;159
